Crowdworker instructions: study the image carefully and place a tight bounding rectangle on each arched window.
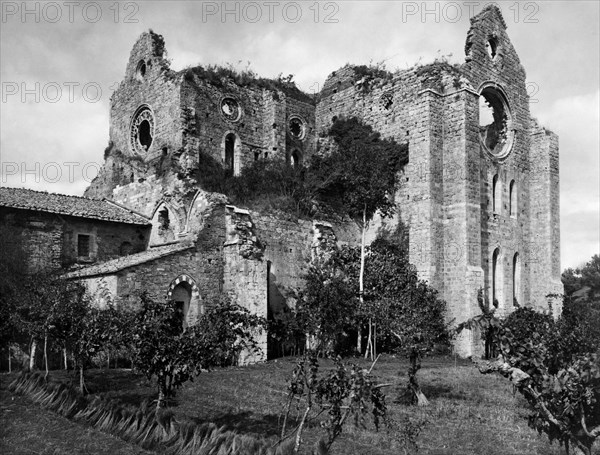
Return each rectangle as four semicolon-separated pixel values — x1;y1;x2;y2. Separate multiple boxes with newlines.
512;253;521;307
158;208;170;231
150;202;181;246
224;133;235;174
509;179;517;217
492;174;501;214
291;150;302;168
492;248;502;308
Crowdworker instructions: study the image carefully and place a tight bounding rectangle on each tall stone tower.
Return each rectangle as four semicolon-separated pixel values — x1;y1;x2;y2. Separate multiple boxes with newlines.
316;5;562;355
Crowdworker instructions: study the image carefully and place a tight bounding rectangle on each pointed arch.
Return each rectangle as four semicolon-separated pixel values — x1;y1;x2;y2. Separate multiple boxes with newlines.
492;247;503;310
149;201;184;246
185;190;210;234
221;131;242;176
512;252;521;307
492;173;501;214
509;179;517;217
290;149;302;168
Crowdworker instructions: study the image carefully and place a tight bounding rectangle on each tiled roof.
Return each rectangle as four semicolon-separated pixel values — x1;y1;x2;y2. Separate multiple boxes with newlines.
0;187;150;225
65;241;195;278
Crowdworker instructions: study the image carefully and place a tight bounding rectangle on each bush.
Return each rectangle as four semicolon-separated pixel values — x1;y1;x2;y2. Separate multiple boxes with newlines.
479;305;600;455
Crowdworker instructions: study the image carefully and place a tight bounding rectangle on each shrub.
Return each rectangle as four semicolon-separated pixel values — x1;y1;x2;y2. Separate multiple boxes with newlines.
478;306;600;455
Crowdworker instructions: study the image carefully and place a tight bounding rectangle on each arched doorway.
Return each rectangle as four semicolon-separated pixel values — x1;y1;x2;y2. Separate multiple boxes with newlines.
171;281;191;329
166;274;202;328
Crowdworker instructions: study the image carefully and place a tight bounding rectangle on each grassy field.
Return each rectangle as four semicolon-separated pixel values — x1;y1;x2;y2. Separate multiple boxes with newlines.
0;388;153;455
0;355;584;455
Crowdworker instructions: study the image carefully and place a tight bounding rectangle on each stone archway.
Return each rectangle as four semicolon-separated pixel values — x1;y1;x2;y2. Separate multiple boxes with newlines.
166;274;202;326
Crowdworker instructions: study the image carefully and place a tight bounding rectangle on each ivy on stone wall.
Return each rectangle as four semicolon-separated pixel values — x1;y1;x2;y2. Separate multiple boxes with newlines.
183;64;315;105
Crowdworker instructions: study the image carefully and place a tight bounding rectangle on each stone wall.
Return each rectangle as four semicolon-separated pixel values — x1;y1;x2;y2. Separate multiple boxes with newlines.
0;209;63;273
61;217;148;266
0;208;149;272
315;5;562;356
79;6;562;358
180;75;316;171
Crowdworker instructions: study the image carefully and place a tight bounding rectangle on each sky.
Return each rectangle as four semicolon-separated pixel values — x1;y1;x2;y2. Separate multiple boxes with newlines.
1;0;598;269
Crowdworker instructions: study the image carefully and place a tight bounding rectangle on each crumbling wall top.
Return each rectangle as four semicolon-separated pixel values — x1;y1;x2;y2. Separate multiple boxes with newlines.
124;29;171;81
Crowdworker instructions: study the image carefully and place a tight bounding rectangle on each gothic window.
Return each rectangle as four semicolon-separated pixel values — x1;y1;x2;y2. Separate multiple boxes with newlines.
158;208;170;231
492;248;502;308
135;60;147;81
291;150;302;168
77;234;91;258
130;106;154;154
224;133;236;174
486;36;498;60
509;179;517;217
513;252;521;307
492;174;501;214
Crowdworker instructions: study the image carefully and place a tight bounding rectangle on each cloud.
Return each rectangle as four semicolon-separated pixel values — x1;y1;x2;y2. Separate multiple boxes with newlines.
534;90;600;268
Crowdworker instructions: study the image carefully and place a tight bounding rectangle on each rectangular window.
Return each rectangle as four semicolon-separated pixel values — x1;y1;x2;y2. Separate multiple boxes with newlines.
77;234;91;257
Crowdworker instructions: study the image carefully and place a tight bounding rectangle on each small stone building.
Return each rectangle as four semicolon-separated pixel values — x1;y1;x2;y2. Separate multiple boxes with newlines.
1;5;562;358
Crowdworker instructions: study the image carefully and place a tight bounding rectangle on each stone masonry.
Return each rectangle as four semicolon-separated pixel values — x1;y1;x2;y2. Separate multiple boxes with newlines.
70;5;562;357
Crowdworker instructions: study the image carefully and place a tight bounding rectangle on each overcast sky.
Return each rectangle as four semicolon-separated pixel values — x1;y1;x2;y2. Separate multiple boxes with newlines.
1;0;598;269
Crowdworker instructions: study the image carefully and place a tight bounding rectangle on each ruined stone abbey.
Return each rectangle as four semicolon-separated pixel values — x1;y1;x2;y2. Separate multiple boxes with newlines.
0;6;562;357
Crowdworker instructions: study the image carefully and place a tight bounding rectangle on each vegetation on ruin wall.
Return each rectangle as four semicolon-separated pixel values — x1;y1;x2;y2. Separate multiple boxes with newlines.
184;64;315;104
195;116;408;220
320;63;394;98
415;58;463;93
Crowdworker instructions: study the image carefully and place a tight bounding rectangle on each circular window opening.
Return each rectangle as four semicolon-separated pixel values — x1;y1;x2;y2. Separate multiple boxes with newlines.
289;117;305;140
479;87;513;157
220;97;241;122
130;107;155;154
136;60;147;81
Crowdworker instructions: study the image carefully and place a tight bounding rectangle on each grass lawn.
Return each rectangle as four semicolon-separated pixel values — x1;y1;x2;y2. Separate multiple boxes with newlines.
0;355;584;455
0;385;153;455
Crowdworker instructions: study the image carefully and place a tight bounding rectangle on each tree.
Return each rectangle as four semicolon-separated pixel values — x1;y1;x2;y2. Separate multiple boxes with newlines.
365;237;450;406
313;117;408;355
561;255;600;301
478;308;600;455
47;282;119;392
580;254;600;299
562;267;581;298
297;234;450;405
281;352;388;453
294;245;360;354
456;288;501;359
132;294;265;411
